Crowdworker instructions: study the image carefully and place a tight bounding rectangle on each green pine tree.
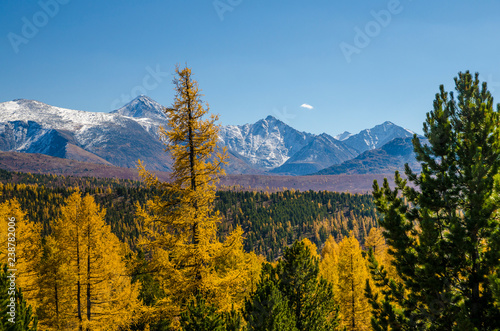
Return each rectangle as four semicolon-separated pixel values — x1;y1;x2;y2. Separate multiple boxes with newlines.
180;294;226;331
370;71;500;330
245;264;297;331
222;308;244;331
246;241;339;331
278;241;339;331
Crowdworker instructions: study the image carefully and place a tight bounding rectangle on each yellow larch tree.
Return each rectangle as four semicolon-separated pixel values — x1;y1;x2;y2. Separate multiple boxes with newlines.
137;66;260;327
210;227;264;310
364;227;387;266
301;238;319;259
36;234;75;330
0;198;42;312
364;227;398;282
319;235;339;293
43;192;140;330
337;232;372;331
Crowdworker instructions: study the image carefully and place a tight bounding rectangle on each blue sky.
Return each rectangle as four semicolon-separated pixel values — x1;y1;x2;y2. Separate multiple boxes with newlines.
1;0;500;136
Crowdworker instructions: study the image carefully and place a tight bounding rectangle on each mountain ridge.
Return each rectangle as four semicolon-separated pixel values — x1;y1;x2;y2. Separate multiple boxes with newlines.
111;95;166;120
270;133;358;175
314;137;426;175
341;121;416;153
0;97;420;176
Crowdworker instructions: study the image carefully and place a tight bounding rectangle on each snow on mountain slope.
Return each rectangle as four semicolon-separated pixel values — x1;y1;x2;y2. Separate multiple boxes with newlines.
334;131;353;141
109;95;170;138
111;95;166;120
0;97;420;176
0;99;117;130
342;121;416;153
0;98;172;171
218;115;315;170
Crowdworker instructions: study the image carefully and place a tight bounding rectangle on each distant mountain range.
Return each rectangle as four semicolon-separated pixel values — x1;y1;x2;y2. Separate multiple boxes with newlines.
0;96;423;176
314;137;425;175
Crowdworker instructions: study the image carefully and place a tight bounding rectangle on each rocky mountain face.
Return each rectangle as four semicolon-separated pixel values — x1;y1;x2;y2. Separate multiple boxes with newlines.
218;115;315;170
270;133;358;175
111;95;166;120
0;96;421;175
340;121;416;153
314;137;426;175
0;97;171;171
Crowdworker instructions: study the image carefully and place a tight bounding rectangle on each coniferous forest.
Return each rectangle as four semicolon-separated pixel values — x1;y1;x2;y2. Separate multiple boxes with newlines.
1;69;500;330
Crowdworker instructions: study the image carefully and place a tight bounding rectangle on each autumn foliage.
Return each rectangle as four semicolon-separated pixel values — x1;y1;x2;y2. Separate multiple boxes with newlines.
2;69;499;331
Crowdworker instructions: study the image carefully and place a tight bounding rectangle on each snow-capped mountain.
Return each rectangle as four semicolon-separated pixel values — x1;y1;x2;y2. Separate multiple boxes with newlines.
334;131;353;141
111;95;166;120
0;97;420;176
218;115;315;170
1;99;116;131
0;98;172;170
341;121;416;153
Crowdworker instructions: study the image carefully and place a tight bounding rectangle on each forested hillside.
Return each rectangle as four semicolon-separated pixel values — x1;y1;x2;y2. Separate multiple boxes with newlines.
0;169;377;261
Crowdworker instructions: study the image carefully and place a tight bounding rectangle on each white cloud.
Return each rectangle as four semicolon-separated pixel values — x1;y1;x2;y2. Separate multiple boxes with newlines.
300;103;314;110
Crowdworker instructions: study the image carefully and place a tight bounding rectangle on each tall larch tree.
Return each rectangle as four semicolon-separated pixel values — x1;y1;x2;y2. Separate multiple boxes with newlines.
364;227;397;281
48;192;140;330
370;71;500;330
364;228;387;263
0;199;42;312
35;235;74;331
137;66;259;327
336;232;371;331
320;235;340;293
301;238;320;259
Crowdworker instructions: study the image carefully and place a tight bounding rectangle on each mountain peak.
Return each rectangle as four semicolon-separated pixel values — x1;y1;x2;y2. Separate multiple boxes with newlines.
252;115;286;129
111;95;166;120
218;115;315;170
334;131;353;141
341;121;415;153
265;115;279;122
11;99;47;107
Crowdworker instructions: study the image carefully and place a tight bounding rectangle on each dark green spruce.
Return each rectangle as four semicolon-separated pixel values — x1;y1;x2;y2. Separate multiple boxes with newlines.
368;71;500;330
246;241;340;331
245;263;297;331
180;294;243;331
